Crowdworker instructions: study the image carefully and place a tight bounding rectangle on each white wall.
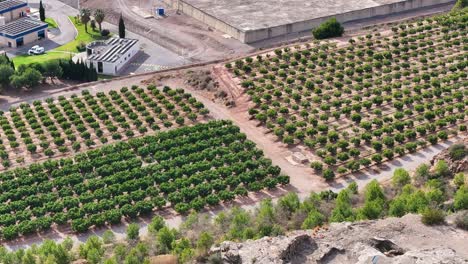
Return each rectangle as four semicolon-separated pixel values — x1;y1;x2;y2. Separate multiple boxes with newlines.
87;41;140;76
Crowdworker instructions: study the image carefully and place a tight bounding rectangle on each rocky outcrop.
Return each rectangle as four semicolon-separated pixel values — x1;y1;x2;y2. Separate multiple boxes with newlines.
431;140;467;173
210;214;468;264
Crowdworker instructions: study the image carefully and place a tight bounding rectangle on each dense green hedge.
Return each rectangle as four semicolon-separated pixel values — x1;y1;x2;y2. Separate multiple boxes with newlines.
312;18;344;39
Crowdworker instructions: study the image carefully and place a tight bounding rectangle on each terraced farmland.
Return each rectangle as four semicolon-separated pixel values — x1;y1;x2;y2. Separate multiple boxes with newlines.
0;120;289;240
226;10;467;179
0;85;209;170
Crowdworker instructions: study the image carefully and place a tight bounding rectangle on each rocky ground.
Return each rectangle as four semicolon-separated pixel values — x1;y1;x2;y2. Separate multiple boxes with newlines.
212;214;468;264
431;139;468;174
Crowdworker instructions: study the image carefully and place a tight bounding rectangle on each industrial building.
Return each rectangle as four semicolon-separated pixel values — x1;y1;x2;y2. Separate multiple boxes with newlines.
164;0;455;43
86;37;140;76
0;0;48;48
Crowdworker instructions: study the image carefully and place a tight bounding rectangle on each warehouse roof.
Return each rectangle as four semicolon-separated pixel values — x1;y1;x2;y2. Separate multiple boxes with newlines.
181;0;412;31
87;38;139;63
0;0;27;14
0;17;47;38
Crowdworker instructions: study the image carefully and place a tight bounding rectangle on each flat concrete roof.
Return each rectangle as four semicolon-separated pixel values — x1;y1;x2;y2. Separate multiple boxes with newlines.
182;0;408;31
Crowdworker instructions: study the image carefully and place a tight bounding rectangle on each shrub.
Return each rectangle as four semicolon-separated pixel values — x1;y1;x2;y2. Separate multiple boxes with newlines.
98;27;110;36
323;169;335;181
448;144;467;161
126;223;139;240
27;143;37;153
44;148;54;157
454;211;468;230
434;160;450;178
76;41;86;52
453;173;466;188
454;186;468;210
392;168;411;189
312;18;344;39
347;182;358;194
301;210;325;229
310;161;323;171
421;208;445;225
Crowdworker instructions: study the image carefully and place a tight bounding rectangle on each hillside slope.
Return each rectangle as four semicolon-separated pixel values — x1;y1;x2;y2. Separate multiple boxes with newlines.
212;214;468;264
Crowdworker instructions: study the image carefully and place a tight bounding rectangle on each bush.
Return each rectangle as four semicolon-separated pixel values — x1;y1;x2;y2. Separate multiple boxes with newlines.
434;160;450;178
126;223;139;240
421;208;445;225
312;18;344;39
453;173;466;188
392;168;411;189
76;41;86;52
101;29;110;37
454;186;468;210
310;161;323;171
301;210;325;229
323;169;335;181
448;144;467;161
454;211;468;230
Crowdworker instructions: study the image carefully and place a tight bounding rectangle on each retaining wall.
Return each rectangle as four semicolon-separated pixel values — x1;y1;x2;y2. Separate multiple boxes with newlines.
165;0;455;43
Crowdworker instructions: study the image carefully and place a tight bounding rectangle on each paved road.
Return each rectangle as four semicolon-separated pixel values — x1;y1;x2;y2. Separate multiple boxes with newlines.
99;21;186;75
2;0;78;58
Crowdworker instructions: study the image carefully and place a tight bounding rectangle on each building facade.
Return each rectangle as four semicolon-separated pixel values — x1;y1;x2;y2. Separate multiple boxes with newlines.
86;37;140;76
0;0;48;48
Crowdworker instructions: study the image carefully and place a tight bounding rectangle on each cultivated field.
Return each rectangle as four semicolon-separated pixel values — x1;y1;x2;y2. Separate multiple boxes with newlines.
0;120;288;240
226;10;467;179
0;85;209;170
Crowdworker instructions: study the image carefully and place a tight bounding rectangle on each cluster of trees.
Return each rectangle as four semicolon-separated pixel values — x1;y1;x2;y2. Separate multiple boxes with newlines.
59;59;98;82
79;8;125;38
0;55;98;92
1;152;466;263
0;120;288;240
79;8;107;36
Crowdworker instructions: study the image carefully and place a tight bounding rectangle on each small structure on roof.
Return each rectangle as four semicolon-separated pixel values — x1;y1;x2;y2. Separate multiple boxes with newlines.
85;37;140;76
0;0;47;48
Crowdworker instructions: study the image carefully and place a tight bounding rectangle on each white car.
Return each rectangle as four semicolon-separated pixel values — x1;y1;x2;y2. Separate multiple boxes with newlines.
28;45;45;55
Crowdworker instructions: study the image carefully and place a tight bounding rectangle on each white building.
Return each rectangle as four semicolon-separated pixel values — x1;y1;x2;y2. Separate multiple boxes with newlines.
0;0;48;48
86;37;140;76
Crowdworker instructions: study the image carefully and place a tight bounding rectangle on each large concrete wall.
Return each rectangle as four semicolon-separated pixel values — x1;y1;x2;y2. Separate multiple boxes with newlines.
164;0;245;41
165;0;455;43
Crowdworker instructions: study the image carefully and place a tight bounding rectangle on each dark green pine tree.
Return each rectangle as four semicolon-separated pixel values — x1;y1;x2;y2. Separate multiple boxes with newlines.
39;0;45;22
119;14;126;38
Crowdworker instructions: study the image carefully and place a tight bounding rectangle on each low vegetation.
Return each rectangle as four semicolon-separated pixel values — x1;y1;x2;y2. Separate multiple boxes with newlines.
45;18;58;29
0;155;465;263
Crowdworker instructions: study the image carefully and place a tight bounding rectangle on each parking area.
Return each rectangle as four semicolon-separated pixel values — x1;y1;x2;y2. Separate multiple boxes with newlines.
118;41;187;75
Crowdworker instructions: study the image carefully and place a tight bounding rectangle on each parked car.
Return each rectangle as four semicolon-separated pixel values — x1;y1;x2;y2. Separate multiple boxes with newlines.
28;45;45;55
